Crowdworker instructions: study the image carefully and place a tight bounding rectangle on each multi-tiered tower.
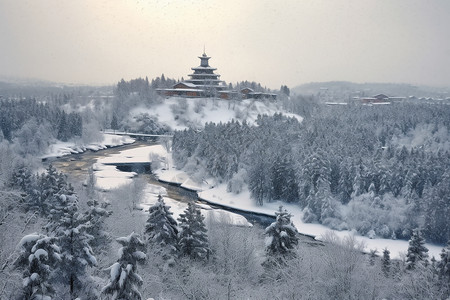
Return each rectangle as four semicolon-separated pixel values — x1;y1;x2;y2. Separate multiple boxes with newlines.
185;52;224;96
156;50;276;100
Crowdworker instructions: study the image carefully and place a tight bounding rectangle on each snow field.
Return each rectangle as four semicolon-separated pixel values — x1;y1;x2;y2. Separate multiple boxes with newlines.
128;97;303;131
99;146;442;259
42;133;135;159
93;144;251;227
91;141;444;259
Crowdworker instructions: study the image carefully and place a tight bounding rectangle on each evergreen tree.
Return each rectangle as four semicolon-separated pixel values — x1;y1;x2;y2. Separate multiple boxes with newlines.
145;195;178;259
178;202;210;260
381;248;391;277
264;206;299;257
369;249;378;266
437;241;450;281
102;233;146;300
10;166;33;191
14;234;61;300
111;113;119;131
406;228;429;270
25;164;74;217
79;199;111;255
81;167;111;252
57;111;68;141
45;188;98;298
424;174;450;243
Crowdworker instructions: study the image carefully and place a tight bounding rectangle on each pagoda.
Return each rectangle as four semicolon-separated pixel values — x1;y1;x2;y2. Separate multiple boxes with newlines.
156;51;276;100
157;51;225;98
185;52;225;95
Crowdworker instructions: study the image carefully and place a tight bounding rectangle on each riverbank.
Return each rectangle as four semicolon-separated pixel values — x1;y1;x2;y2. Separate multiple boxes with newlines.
51;140;445;259
42;133;136;160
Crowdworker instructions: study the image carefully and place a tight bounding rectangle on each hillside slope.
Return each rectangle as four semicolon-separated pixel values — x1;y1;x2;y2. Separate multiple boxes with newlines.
127;97;302;131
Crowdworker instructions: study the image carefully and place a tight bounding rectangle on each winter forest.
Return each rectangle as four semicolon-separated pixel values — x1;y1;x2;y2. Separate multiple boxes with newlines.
1;78;450;299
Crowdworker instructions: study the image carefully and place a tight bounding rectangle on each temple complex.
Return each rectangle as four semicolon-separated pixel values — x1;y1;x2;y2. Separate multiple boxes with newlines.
157;52;276;100
157;51;225;98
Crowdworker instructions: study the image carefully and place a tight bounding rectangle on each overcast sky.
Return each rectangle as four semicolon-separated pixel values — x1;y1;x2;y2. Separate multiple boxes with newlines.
1;0;449;89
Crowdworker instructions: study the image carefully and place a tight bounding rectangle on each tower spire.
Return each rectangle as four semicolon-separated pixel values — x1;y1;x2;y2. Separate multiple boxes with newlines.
203;45;206;56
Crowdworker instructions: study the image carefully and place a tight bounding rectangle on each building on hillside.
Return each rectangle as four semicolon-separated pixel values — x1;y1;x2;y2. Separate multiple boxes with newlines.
157;52;277;100
358;94;405;104
219;87;277;100
158;82;205;98
157;52;226;98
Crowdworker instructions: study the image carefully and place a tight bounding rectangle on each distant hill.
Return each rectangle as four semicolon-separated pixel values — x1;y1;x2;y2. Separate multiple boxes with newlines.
0;78;111;98
291;81;450;99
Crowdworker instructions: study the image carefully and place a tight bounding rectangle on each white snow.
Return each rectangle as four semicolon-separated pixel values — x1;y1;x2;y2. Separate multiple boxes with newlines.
88;143;251;226
30;273;39;282
133;251;147;260
33;248;48;260
42;133;135;159
119;269;127;288
128;97;303;131
18;233;40;247
109;262;121;280
89;138;444;259
198;183;444;259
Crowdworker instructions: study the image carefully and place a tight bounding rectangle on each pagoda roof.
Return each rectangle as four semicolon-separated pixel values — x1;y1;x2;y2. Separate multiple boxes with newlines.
373;93;389;99
191;67;217;71
156;88;204;92
192;84;226;89
188;73;221;77
173;82;197;89
185;79;223;84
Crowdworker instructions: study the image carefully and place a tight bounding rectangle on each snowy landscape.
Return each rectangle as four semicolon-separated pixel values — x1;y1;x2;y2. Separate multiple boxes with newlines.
1;80;450;299
2;1;450;299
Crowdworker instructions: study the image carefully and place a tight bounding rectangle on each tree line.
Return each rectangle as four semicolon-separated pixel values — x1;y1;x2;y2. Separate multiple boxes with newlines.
7;165;450;298
0;98;82;143
172;102;450;243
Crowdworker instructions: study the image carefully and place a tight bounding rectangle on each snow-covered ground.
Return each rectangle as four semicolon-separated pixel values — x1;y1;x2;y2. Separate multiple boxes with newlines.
92;143;445;259
139;184;251;227
93;145;251;227
42;133;135;159
198;184;444;260
128;97;303;131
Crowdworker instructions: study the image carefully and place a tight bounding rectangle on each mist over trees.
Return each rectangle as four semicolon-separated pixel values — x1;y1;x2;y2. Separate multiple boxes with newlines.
1;78;450;298
0;98;82;143
173;101;450;243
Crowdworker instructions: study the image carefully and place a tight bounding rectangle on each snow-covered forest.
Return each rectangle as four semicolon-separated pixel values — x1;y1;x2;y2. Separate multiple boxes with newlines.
1;78;450;299
172;102;450;244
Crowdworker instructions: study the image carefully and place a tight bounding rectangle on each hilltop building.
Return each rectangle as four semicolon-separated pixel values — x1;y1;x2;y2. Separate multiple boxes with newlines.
157;52;225;98
220;87;277;100
358;94;405;104
157;52;277;100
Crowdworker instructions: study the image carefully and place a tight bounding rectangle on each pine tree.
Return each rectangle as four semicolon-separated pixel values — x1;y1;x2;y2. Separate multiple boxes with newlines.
45;189;98;298
81;167;111;253
25;165;75;217
264;206;299;257
57;111;68;142
14;234;61;300
406;228;429;270
102;233;146;300
424;174;450;243
369;249;378;266
111;114;119;132
79;200;111;254
437;241;450;281
10;166;33;191
178;202;210;260
145;195;178;259
381;248;391;277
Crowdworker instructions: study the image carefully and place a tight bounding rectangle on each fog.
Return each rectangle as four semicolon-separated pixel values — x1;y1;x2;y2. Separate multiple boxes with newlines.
1;0;449;88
